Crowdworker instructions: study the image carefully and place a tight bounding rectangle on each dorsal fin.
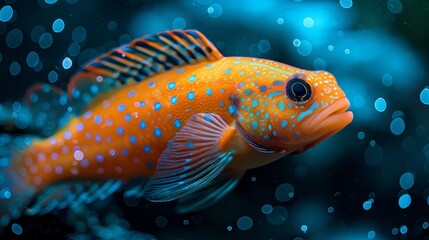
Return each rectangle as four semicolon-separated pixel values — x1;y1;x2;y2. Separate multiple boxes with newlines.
68;29;223;114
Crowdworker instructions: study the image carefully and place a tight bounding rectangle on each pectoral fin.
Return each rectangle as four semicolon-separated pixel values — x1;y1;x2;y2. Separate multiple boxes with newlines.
143;113;236;202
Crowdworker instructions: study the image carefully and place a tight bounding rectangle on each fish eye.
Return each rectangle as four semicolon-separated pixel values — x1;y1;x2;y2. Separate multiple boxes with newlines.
286;78;312;104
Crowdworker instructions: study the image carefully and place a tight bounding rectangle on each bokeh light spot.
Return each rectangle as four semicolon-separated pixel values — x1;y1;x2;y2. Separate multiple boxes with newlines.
261;204;273;214
26;51;40;68
237;216;253;230
297;40;312;56
374;97;387;112
0;5;14;22
266;206;288;225
258;39;271;53
277;18;284;25
6;29;23;48
419;87;429;105
364;144;383;166
172;17;186;30
39;32;53;49
387;0;403;14
275;183;294;202
11;223;22;235
62;57;73;69
368;230;376;239
382;73;393;86
9;61;21;76
398;194;411;209
52;18;65;33
399;172;414;190
303;17;314;28
207;3;222;18
390;118;405;135
339;0;353;9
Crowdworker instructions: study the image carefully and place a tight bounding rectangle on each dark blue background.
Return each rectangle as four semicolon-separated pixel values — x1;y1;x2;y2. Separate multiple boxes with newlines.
1;0;429;239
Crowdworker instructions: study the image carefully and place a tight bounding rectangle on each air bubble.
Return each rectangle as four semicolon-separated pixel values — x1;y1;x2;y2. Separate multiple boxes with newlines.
62;57;73;69
48;71;58;83
237;216;253;230
39;32;53;49
52;18;65;33
387;0;403;14
107;20;117;30
364;144;383;166
9;61;21;76
303;17;314;28
261;204;273;214
328;45;334;51
357;131;365;139
374;97;387;112
293;39;301;47
266;206;288;225
11;223;22;235
420;88;429;105
172;17;186;30
368;230;376;239
207;3;222;18
26;51;40;68
297;40;312;56
258;39;271;53
390;118;405;135
6;29;23;48
155;216;167;227
339;0;353;9
313;58;326;70
0;5;14;22
72;26;87;43
399;172;414;190
277;18;284;25
275;183;294;202
398;193;411;209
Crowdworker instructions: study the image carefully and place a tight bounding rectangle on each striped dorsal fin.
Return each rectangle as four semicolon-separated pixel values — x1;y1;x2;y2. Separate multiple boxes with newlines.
68;29;223;114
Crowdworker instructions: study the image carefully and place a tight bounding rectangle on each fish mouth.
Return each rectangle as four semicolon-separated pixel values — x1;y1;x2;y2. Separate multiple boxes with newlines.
301;97;353;142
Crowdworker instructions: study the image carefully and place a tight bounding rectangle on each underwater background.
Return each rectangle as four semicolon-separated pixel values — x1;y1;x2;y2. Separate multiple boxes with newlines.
1;0;429;239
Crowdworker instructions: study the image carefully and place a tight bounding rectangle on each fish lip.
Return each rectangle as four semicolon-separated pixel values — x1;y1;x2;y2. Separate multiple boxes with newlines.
301;98;353;136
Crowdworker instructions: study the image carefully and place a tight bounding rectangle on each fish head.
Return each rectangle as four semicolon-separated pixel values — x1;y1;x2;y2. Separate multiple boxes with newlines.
236;59;353;154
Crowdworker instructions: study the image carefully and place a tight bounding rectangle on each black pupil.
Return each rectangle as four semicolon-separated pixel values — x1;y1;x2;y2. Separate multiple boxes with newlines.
286;78;311;103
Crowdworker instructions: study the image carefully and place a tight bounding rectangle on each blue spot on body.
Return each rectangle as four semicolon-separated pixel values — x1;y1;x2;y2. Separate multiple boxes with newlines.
225;69;232;74
95;134;102;142
64;131;71;140
188;75;197;82
281;120;288;128
118;104;125;112
252;99;259;108
128;90;136;97
148;81;155;87
252;120;258;129
144;146;151;153
129;136;137;144
177;68;184;73
154;102;161;111
228;105;236;114
268;91;283;99
117;127;124;135
263;135;270;141
171;96;178;104
168;82;176;90
297;102;319;121
278;101;285;111
174;119;181;128
219;101;224;107
244;89;251;96
206;88;213;96
187;92;195;100
259;85;267;92
125;114;131;121
76;123;84;131
154;128;162;137
139;120;146;129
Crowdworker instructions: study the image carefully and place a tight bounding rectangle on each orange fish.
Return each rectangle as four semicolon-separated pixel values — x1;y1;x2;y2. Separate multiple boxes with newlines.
0;30;353;228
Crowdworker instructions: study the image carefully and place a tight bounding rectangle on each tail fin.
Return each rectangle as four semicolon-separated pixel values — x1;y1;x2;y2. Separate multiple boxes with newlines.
0;134;36;232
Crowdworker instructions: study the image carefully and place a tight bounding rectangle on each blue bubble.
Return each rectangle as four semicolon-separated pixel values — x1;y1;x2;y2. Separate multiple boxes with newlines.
327;207;334;213
0;5;14;22
374;97;387;112
420;88;429;105
275;183;294;202
297;40;312;56
155;216;167;228
258;39;271;53
293;39;301;47
52;18;65;33
303;17;314;28
39;32;53;49
277;18;284;25
301;225;308;233
398;194;411;209
364;144;383;166
261;204;273;214
392;228;399;235
72;26;87;43
266;206;288;225
367;230;376;239
48;70;58;83
340;0;353;8
207;3;222;18
345;48;350;54
26;51;40;68
399;225;407;234
45;0;57;4
399;172;414;190
390;118;405;135
382;73;393;86
237;216;253;230
388;0;403;14
9;61;21;76
107;20;117;30
363;200;372;210
328;45;334;51
62;57;73;69
68;42;81;56
423;222;429;229
11;223;22;235
172;17;186;30
357;131;365;139
313;58;326;70
6;29;23;48
31;25;46;43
